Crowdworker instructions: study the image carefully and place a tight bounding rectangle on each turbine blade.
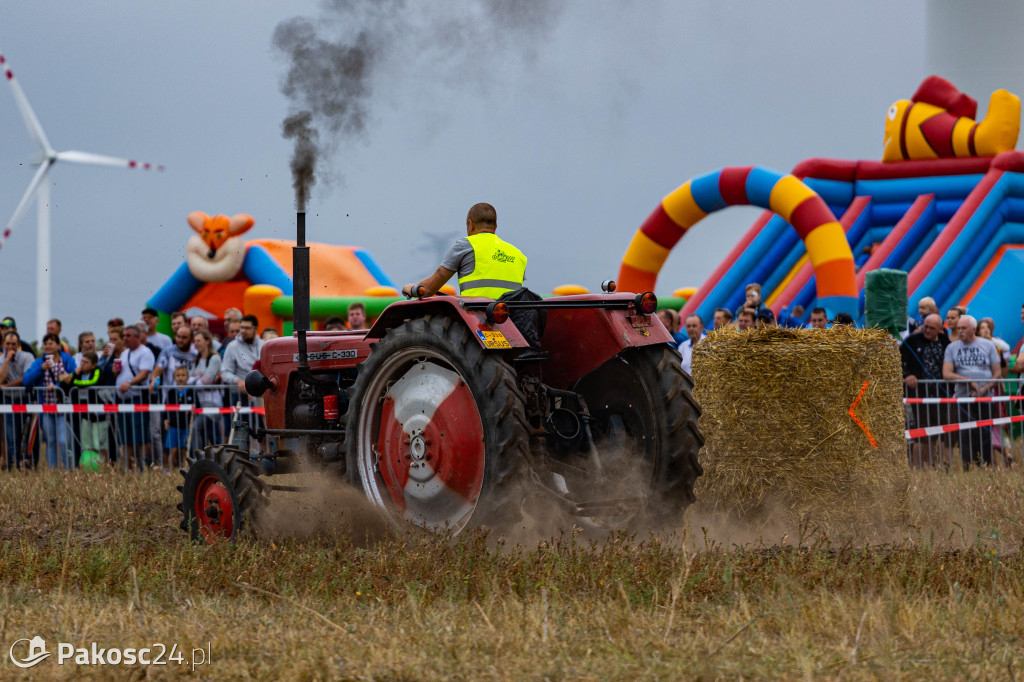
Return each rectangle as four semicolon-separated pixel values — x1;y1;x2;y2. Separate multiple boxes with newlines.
0;162;51;252
57;150;164;171
0;51;54;155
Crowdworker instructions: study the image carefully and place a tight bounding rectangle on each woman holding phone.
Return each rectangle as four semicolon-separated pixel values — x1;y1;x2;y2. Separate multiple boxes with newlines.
22;333;76;470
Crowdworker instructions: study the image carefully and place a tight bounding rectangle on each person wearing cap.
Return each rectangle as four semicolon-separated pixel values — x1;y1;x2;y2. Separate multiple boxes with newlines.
141;308;172;351
755;308;777;327
323;316;346;331
1;318;36;356
107;317;125;339
834;312;856;327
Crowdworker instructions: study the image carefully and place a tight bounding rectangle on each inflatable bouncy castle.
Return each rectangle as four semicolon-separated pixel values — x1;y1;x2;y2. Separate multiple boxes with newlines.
147;212;396;333
620;76;1024;350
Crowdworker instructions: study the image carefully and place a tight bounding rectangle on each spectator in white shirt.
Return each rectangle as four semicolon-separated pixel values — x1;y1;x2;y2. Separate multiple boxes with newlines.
679;314;706;376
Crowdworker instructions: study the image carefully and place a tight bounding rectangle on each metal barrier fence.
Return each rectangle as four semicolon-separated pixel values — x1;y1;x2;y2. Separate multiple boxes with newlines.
0;385;263;472
4;377;1023;472
904;377;1024;469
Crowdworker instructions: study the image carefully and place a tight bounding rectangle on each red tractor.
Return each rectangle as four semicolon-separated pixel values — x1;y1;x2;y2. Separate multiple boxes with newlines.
178;218;701;541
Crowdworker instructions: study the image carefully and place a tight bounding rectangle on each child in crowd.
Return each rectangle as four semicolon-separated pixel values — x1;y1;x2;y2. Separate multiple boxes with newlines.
163;365;192;470
66;350;110;465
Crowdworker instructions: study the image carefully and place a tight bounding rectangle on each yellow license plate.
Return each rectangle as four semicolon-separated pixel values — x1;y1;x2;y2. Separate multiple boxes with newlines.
477;330;511;349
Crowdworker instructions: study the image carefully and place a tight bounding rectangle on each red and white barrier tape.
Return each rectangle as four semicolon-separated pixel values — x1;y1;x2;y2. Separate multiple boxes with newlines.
904;394;1024;405
0;404;264;416
905;413;1024;439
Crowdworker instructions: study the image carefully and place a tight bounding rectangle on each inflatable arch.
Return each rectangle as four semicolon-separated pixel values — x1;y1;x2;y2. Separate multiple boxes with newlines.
618;166;858;316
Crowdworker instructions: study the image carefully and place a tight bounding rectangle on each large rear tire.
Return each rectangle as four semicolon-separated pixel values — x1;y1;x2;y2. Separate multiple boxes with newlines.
568;345;703;524
178;445;267;543
345;315;529;533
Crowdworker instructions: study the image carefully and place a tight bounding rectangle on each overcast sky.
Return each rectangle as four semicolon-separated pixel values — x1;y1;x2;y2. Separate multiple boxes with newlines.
0;1;942;338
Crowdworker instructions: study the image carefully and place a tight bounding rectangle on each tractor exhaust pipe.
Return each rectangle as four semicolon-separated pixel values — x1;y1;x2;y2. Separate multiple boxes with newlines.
294;211;312;379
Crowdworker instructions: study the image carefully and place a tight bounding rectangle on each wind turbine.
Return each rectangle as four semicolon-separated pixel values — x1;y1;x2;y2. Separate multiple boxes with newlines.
0;50;163;339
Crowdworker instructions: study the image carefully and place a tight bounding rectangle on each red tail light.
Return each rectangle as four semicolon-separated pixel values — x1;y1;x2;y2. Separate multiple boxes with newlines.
486;301;509;324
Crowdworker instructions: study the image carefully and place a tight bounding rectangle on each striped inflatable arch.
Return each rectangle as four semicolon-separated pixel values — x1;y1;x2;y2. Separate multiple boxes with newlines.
619;166;858;316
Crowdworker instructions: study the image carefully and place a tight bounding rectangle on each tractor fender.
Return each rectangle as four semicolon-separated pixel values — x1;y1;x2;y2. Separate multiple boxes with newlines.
365;295;530;349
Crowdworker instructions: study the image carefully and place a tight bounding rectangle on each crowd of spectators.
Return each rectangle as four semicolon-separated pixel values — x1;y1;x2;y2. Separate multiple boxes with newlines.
0;308;265;472
0;300;375;472
900;298;1024;470
658;284;1024;471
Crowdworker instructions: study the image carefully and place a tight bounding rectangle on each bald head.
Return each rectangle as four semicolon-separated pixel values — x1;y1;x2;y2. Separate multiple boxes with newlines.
467;203;497;234
921;313;943;341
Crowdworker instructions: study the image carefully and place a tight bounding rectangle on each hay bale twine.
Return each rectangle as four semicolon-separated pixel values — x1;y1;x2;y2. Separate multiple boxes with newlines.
691;326;908;534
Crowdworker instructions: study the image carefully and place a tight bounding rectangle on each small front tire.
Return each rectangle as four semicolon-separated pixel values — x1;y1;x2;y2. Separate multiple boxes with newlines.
178;445;266;543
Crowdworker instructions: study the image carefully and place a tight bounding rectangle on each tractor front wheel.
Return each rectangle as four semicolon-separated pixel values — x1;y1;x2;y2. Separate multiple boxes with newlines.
178;445;267;543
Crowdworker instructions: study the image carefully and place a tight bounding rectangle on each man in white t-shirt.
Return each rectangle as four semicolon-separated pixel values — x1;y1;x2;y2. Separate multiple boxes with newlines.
943;314;1000;469
142;307;173;352
115;324;156;470
679;314;705;376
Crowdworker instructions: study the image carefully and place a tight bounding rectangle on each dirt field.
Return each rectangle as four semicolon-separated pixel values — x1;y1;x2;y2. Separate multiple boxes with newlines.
1;466;1022;680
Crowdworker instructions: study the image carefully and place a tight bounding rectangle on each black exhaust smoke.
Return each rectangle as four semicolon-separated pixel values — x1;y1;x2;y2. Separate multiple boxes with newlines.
272;1;567;200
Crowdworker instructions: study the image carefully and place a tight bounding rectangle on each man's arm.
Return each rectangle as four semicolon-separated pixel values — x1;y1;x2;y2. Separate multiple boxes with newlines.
149;350;166;387
976;361;1002;396
899;343;919;389
120;368;150;394
941;360;959;381
977;343;1003;395
402;266;456;298
0;350;12;384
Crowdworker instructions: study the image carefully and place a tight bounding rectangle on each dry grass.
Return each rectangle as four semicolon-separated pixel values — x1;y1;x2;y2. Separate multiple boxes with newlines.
0;467;1023;680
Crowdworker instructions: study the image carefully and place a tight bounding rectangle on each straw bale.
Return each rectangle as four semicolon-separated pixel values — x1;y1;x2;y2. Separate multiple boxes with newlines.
691;326;909;535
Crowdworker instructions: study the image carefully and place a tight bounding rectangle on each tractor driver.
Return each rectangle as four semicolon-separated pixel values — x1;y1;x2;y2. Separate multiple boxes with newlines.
402;203;544;352
402;203;526;300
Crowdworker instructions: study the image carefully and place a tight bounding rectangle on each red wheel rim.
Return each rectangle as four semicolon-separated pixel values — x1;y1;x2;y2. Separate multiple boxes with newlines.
374;361;485;529
194;474;234;541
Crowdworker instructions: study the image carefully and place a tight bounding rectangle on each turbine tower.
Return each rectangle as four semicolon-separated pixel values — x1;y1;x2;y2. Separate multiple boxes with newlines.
1;50;163;339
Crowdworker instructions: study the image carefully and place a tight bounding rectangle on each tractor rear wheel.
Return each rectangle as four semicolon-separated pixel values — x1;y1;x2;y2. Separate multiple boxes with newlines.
567;345;703;525
178;444;267;543
345;314;529;534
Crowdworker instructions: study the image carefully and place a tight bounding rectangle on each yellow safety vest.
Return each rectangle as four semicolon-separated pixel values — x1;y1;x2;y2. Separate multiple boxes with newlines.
458;232;527;299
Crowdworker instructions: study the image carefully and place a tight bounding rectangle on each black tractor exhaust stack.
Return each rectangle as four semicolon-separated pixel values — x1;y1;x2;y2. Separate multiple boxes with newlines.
294;211;311;377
